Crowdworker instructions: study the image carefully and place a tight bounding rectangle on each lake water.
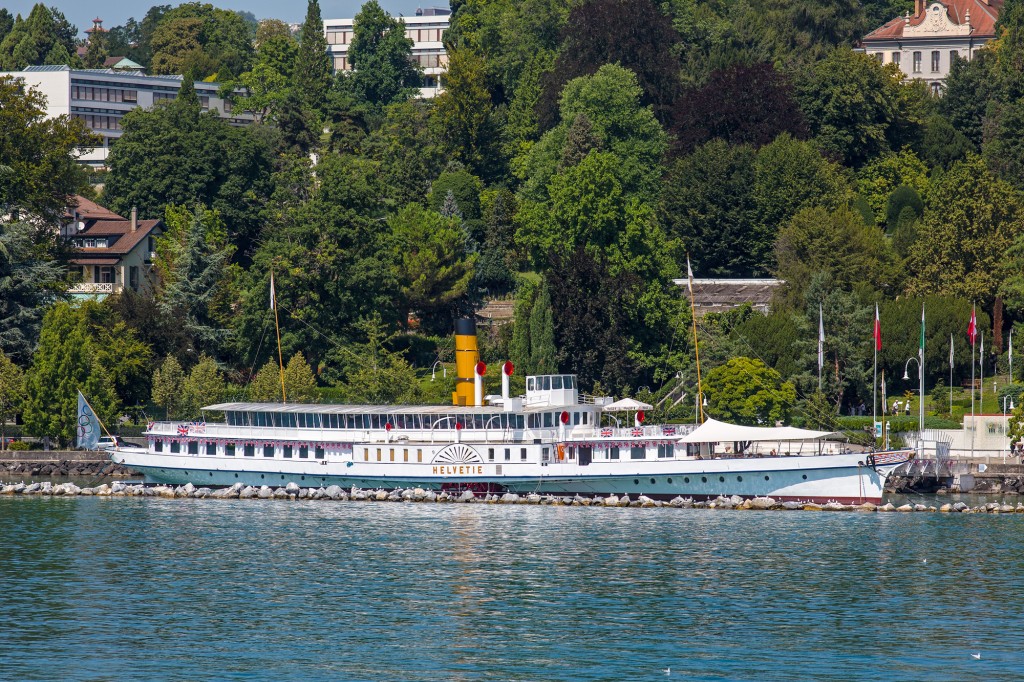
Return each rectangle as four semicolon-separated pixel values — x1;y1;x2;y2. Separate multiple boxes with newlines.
1;497;1023;680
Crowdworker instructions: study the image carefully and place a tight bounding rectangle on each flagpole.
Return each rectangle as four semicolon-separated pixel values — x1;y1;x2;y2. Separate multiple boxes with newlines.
949;333;954;416
818;303;824;392
271;269;287;404
686;255;703;423
873;303;880;443
919;304;925;446
1010;328;1014;383
980;331;985;410
971;304;976;458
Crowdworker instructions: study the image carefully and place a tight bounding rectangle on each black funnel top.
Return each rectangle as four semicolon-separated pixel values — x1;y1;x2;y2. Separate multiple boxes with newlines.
455;318;476;336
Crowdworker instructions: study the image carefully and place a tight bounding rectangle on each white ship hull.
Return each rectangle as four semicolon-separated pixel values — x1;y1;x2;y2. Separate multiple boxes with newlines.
111;446;909;504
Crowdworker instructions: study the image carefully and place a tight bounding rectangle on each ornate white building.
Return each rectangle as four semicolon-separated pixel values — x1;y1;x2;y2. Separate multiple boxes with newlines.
861;0;1003;92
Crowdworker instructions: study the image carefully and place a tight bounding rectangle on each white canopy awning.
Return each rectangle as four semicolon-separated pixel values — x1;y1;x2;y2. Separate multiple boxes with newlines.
603;398;654;412
677;418;835;443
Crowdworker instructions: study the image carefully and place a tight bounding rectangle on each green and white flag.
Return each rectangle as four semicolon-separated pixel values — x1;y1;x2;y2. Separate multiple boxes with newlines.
919;304;926;362
76;390;100;450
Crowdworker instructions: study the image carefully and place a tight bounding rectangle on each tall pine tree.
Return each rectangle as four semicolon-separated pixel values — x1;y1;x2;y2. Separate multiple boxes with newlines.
295;0;331;113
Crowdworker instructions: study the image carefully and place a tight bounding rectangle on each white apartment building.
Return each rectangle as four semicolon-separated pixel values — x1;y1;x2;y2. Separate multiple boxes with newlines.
0;65;252;166
324;6;450;98
861;0;1002;93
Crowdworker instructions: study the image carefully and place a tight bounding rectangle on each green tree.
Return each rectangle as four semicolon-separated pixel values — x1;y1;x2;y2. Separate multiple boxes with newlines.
885;185;924;233
432;48;501;180
149;2;255;78
159;205;231;355
182;354;224;417
775;206;899;308
344;0;421;108
855;149;930;226
295;0;331;113
283;351;319;403
0;4;80;70
909;155;1023;313
509;279;537;374
103;89;275;255
332;313;421;404
704;356;796;426
248;359;284;402
83;28;108;68
529;282;557;374
23;302;117;446
0;221;68;363
152;354;187;419
0;352;24;448
794;47;924;167
362;100;445;208
388;203;476;333
0;76;96;222
662;141;764;276
87;313;154;413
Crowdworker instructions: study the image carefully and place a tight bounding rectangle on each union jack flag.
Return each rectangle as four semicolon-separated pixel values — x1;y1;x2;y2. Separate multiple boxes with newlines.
631;427;644;438
600;427;613;437
662;426;677;436
177;424;189;436
190;420;207;434
146;421;155;431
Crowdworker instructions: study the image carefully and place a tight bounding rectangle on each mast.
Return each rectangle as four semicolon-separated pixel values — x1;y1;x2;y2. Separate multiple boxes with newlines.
686;255;704;423
271;269;287;403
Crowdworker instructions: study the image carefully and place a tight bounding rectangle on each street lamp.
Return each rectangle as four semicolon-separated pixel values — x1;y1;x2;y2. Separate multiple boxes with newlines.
903;356;924;452
1003;396;1016;415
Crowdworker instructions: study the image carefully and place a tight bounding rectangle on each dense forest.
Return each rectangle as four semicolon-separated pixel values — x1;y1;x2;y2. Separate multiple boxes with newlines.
4;0;1024;444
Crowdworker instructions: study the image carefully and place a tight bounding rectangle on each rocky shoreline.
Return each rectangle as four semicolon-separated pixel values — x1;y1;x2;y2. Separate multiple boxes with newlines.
0;460;136;478
3;480;1024;514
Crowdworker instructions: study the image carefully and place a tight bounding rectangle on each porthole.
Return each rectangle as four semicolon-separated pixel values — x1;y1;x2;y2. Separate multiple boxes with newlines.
634;479;640;485
764;475;770;481
281;475;285;480
683;477;689;483
209;472;213;477
802;474;807;480
701;477;707;483
737;476;743;482
261;474;265;479
301;476;305;481
234;473;238;478
719;476;725;482
668;477;673;484
650;478;656;484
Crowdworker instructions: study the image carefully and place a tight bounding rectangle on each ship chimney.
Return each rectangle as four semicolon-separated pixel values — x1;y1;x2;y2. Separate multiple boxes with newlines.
474;361;486;407
501;361;513;401
452;318;481;406
130;206;138;232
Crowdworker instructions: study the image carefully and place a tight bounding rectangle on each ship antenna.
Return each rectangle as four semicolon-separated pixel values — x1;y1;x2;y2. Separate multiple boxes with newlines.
270;267;287;403
687;254;704;423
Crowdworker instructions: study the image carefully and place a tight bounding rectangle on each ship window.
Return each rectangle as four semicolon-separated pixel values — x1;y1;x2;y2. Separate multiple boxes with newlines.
403;449;408;462
417;448;423;462
505;448;511;461
543;412;553;427
542;447;550;462
389;448;395;461
206;442;216;456
516;415;525;429
520;448;527;461
376;448;381;461
283;445;293;458
527;377;535;391
363;448;368;461
297;445;307;458
573;412;580;425
552;376;563;389
630;446;645;460
315;414;323;428
264;445;274;458
488;448;494;461
372;414;381;429
609;446;620;460
542;376;551;390
155;439;163;452
658;444;673;458
286;413;296;428
255;412;266;427
315;447;324;460
171;440;182;453
226;443;235;456
244;444;254;457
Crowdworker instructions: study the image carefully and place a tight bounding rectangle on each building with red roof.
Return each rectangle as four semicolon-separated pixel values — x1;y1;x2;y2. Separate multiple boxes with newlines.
62;196;163;299
862;0;1003;92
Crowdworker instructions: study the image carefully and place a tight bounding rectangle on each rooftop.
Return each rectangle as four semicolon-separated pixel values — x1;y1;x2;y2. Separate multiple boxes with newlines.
863;0;1002;41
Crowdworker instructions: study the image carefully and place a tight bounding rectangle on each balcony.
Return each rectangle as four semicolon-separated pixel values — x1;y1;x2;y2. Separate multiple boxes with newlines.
68;282;116;294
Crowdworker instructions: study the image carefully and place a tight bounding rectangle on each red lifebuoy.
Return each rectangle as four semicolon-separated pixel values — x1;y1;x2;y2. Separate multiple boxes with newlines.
560;411;570;425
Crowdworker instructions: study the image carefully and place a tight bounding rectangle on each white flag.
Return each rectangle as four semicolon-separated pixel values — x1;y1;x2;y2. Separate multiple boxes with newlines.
1010;330;1013;365
950;333;954;369
818;303;824;373
686;256;694;294
270;272;276;310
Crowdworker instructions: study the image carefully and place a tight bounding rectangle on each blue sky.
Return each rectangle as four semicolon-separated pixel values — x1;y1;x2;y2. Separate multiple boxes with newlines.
3;1;438;36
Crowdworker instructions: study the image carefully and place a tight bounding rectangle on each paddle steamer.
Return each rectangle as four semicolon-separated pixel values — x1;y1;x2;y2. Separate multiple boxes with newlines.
111;320;912;503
